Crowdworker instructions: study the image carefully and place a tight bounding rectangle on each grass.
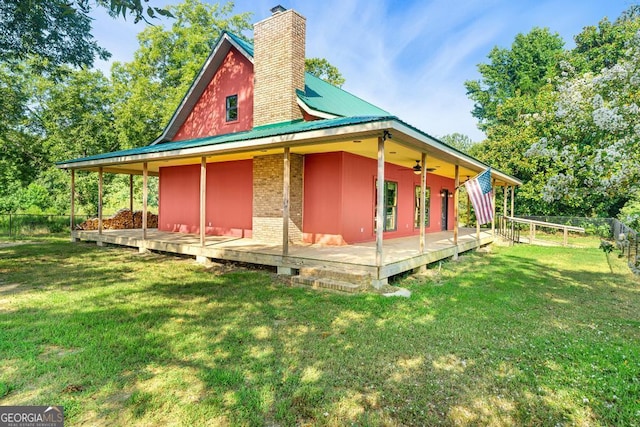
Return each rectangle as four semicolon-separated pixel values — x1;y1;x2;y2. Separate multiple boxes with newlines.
1;238;639;426
527;230;604;248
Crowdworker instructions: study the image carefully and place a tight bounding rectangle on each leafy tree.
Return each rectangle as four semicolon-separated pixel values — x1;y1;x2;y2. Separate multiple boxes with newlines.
465;28;565;132
0;63;44;212
0;0;172;70
111;0;252;148
305;57;345;87
440;133;475;154
526;37;640;217
572;6;640;73
29;67;119;214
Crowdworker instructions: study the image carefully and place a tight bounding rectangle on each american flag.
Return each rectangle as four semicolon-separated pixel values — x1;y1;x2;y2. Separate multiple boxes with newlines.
465;168;494;225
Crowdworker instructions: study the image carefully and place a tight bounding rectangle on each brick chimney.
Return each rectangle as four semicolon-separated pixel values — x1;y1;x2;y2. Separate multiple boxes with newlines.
253;6;306;127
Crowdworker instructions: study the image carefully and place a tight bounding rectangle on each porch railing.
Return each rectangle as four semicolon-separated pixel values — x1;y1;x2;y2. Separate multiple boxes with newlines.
496;215;585;246
496;214;520;245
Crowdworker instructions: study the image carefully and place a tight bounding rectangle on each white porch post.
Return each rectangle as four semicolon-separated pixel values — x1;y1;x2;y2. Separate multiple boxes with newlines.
283;147;290;257
419;152;427;254
98;167;103;236
199;157;206;247
376;136;385;268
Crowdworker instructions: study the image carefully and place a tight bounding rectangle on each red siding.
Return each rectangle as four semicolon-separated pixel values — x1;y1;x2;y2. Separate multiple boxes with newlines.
206;160;253;237
303;152;456;244
158;160;253;236
341;153;375;243
174;47;253;141
302;153;344;244
158;164;200;233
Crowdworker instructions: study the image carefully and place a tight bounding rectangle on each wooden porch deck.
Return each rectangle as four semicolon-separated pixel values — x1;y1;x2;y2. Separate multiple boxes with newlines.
73;228;494;286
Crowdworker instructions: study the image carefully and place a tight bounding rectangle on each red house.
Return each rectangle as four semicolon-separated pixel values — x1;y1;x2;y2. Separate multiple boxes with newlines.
58;6;521;289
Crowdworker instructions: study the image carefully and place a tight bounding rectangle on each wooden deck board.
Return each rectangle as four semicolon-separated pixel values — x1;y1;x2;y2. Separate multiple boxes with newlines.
72;228;494;283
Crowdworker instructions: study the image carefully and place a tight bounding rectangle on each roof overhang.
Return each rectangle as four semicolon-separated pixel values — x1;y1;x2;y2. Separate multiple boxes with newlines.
296;97;338;119
57;117;522;187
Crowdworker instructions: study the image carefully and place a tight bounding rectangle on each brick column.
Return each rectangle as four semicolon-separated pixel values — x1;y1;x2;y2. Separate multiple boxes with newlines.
252;153;303;243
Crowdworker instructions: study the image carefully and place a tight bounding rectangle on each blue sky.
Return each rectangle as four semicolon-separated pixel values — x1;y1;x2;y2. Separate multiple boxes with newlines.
90;0;635;141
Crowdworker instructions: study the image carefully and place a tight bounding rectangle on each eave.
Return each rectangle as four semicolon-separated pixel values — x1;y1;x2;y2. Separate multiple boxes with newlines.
57;116;522;187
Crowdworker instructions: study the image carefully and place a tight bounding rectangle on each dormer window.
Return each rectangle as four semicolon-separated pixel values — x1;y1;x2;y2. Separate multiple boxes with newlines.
226;94;238;122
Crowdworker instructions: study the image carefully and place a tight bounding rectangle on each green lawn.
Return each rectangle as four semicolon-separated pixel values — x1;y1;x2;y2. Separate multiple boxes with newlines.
1;238;639;426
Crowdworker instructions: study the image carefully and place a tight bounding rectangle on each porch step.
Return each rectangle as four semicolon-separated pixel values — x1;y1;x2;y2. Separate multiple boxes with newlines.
291;275;362;293
291;266;372;293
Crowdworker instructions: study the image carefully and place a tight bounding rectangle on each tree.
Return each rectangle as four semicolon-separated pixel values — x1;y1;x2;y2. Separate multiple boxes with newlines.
525;37;640;216
111;0;253;148
0;63;44;212
28;67;118;214
305;57;345;87
572;6;640;73
465;28;565;132
0;0;173;70
439;133;475;154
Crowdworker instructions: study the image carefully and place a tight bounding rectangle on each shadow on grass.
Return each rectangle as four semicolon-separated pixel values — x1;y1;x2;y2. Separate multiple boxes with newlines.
1;241;639;425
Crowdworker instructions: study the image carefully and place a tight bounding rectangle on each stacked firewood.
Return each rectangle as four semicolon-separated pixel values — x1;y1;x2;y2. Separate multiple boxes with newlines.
77;209;158;230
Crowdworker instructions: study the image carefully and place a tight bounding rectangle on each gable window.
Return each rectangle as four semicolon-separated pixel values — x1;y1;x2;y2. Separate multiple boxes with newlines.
374;180;398;232
226;94;238;122
414;185;431;228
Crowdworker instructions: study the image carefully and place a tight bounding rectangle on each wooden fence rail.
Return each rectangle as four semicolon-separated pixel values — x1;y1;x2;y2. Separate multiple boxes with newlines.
497;215;585;246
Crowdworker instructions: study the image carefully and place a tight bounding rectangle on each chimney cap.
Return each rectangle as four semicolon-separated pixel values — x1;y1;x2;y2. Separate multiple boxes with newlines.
270;5;287;15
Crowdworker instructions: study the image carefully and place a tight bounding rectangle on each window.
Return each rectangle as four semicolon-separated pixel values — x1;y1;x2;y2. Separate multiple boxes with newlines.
414;186;431;228
226;94;238;122
375;180;398;232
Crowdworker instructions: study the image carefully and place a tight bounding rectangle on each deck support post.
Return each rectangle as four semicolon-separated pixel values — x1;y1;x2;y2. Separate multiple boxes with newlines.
453;165;459;259
375;136;385;274
199;157;206;248
282;147;290;257
129;174;134;213
491;179;496;237
70;169;78;242
419;152;427;255
98;167;103;236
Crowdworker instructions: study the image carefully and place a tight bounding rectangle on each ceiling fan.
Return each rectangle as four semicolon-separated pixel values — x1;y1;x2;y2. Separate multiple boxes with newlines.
411;160;437;174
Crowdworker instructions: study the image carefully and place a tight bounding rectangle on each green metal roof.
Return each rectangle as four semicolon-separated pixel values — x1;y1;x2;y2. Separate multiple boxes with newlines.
225;31;254;57
299;72;390;117
58;115;396;165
